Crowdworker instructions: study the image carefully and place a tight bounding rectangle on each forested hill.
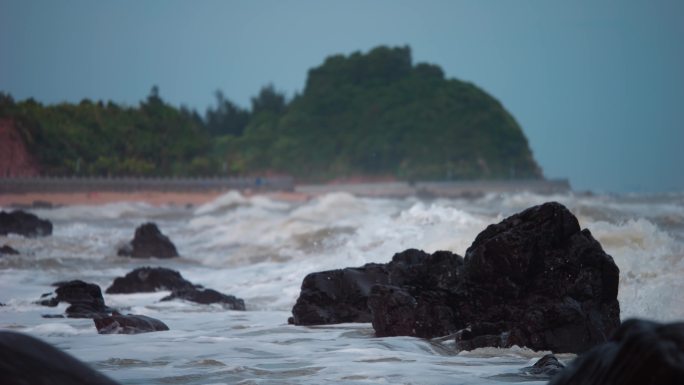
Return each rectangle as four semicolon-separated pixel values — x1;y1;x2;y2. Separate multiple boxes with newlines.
0;45;542;181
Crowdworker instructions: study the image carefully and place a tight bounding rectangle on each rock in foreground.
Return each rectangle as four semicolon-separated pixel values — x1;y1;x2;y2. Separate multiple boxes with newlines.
549;319;684;385
117;222;178;258
106;267;194;294
94;312;170;334
291;202;621;354
39;280;113;318
0;210;53;237
0;330;121;385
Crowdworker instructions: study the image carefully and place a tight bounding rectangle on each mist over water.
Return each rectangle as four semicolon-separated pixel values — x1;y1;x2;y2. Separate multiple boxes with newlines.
1;191;683;384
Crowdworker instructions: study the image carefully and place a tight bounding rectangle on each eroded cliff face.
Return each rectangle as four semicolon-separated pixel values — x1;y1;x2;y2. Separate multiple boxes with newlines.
0;118;39;177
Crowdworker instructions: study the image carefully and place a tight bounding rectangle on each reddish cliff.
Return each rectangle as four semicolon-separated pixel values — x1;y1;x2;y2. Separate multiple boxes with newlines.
0;118;40;177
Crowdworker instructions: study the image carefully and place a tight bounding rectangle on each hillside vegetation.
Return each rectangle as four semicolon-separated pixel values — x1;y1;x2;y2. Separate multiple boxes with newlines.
0;46;542;180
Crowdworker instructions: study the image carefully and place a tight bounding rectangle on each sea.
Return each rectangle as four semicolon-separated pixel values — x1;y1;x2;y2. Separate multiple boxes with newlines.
1;190;683;384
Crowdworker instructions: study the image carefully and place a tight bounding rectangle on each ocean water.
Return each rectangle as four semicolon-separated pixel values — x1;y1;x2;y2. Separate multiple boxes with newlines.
1;191;683;384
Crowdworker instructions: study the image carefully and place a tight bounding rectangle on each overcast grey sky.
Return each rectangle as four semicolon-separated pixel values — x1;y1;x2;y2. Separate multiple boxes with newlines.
1;0;682;193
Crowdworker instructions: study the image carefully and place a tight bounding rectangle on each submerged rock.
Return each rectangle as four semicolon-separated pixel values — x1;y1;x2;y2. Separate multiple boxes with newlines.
290;263;389;325
291;202;621;354
0;244;20;255
117;222;178;258
105;267;194;294
39;280;113;318
0;330;121;385
94;312;169;334
549;319;684;385
0;210;53;237
520;354;565;377
161;288;245;310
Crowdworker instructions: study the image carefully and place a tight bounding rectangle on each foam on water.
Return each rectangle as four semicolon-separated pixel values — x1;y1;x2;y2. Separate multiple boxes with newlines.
2;191;683;384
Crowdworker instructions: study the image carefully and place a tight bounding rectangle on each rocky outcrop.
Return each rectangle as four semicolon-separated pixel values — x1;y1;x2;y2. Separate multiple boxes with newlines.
39;280;113;318
161;288;246;310
117;222;178;258
0;210;53;237
0;331;121;385
0;244;20;255
549;319;684;385
105;267;195;294
0;118;40;177
93;312;169;334
290;202;621;354
289;263;389;325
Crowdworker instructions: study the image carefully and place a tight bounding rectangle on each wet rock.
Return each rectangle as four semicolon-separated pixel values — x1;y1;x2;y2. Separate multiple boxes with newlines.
290;263;389;325
0;210;52;237
520;354;565;377
0;330;121;385
39;280;113;318
549;319;684;385
117;222;178;258
0;244;20;255
291;202;621;354
94;312;169;334
105;267;195;294
161;288;245;310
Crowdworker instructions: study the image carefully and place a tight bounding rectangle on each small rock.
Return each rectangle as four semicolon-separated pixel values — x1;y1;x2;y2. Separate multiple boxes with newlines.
520;354;565;377
38;280;112;318
117;222;178;258
105;267;195;294
161;288;245;310
0;244;20;255
0;210;53;237
93;312;169;334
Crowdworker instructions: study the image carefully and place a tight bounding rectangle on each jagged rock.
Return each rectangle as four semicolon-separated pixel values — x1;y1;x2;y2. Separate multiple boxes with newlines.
0;210;52;237
520;354;565;377
0;244;20;255
549;319;684;385
39;280;112;318
93;312;169;334
105;267;195;294
0;331;121;385
117;222;178;258
291;202;621;354
161;288;245;310
289;263;389;325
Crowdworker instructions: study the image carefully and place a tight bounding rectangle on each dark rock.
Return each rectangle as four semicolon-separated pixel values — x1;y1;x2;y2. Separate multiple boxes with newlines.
549;319;684;385
520;354;565;377
106;267;195;294
161;288;245;310
0;210;52;237
117;222;178;258
93;312;169;334
0;330;121;385
291;202;621;354
0;244;20;255
290;263;389;325
38;280;113;318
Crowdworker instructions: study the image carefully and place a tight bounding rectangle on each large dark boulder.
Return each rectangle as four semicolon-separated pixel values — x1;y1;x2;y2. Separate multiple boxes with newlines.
0;331;121;385
39;280;113;318
161;288;245;310
549;319;684;385
290;263;389;325
291;202;621;354
0;210;52;237
93;312;169;334
117;222;178;258
105;267;194;294
0;244;20;255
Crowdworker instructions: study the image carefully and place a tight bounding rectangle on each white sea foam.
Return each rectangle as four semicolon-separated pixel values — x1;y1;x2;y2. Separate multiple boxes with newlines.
1;191;683;384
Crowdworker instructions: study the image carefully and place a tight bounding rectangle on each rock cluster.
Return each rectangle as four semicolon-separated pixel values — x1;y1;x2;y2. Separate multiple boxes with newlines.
290;202;621;353
117;222;178;258
0;210;52;237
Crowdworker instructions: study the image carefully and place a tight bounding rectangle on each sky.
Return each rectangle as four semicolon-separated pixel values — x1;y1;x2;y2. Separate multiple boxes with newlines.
1;0;682;193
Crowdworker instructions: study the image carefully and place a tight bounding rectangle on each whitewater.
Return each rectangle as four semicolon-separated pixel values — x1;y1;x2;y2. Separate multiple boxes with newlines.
1;191;683;384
